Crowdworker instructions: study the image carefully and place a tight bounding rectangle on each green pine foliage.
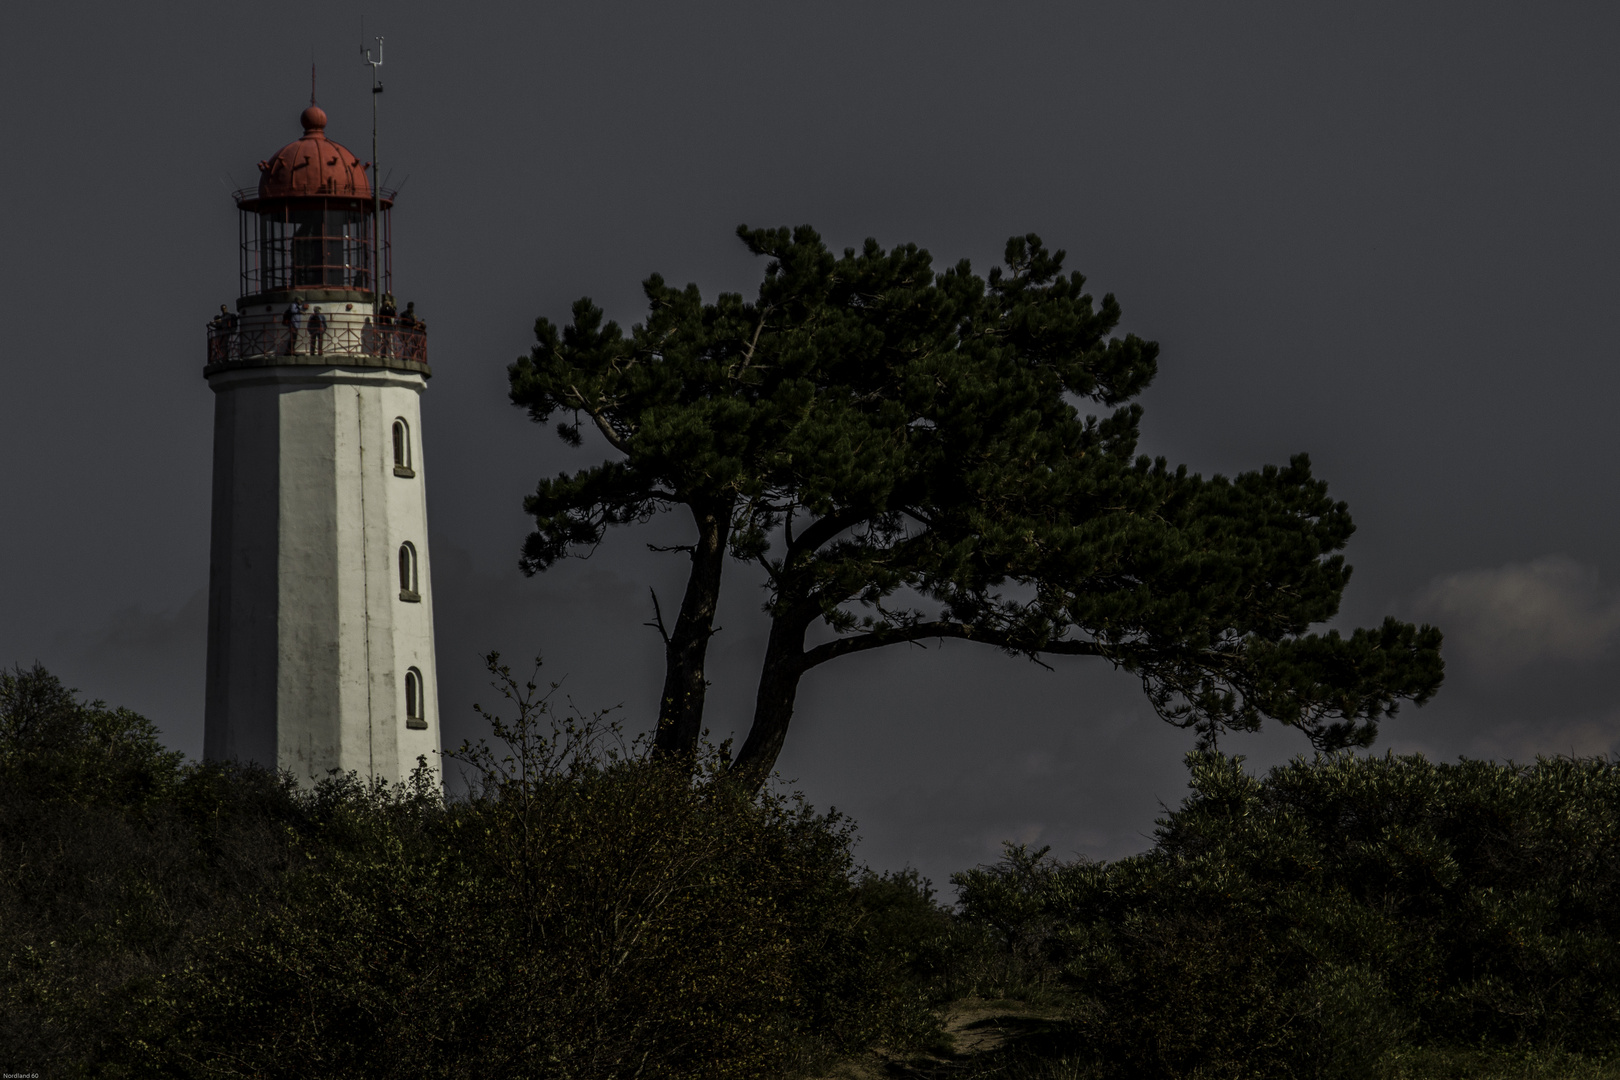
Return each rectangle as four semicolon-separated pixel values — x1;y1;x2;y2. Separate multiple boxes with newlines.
509;226;1444;784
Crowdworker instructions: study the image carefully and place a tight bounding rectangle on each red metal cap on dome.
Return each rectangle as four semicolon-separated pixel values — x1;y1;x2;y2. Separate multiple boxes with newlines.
255;104;372;201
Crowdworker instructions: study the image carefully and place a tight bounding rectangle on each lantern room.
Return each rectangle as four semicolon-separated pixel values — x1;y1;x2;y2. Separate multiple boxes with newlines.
207;102;427;370
232;105;393;298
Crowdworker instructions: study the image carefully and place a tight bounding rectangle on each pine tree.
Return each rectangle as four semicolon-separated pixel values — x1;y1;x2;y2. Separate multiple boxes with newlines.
509;226;1443;785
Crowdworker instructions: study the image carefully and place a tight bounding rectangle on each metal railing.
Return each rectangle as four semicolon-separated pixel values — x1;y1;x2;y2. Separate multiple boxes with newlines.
207;319;427;366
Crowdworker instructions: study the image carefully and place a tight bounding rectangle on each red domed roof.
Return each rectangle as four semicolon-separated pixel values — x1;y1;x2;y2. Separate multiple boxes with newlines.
256;105;372;200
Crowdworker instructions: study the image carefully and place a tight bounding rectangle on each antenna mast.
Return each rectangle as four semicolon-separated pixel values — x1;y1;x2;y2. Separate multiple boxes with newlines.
363;35;384;317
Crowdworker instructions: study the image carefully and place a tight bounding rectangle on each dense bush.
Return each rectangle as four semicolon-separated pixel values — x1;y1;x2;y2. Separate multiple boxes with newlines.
0;660;921;1078
954;751;1620;1079
0;664;303;1068
11;661;1620;1079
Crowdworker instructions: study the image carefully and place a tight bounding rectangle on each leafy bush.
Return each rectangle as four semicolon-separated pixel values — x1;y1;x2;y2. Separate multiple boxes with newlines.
2;659;924;1078
0;664;301;1070
848;868;964;1046
952;751;1620;1079
951;842;1071;1002
15;659;1620;1079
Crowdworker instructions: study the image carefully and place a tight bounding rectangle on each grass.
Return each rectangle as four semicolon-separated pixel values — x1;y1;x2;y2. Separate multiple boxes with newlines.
1380;1045;1620;1080
804;998;1620;1080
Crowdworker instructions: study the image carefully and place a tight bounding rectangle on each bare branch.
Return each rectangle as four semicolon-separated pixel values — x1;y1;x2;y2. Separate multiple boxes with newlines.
567;384;632;454
644;588;670;645
740;307;770;368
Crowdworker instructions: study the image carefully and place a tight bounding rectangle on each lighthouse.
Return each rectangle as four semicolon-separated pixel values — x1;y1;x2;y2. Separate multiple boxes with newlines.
202;102;440;785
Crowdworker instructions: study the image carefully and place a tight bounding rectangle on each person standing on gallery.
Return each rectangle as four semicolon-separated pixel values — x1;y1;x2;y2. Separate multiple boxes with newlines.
283;298;304;355
308;306;326;355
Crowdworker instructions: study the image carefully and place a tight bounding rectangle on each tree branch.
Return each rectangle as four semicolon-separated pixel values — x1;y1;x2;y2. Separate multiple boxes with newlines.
740;307;770;368
785;507;865;565
567;385;632;454
754;552;785;588
799;621;1107;672
644;588;670;646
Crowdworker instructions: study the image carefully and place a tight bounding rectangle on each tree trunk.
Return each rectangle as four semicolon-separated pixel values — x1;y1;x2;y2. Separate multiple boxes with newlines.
729;614;812;789
652;500;731;759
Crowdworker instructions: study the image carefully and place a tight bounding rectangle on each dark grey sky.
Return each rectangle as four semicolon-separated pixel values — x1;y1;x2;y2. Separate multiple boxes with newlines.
5;2;1619;890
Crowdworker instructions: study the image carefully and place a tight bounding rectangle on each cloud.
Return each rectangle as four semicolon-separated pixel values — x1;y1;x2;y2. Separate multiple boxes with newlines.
1465;711;1620;762
1417;555;1620;672
1389;555;1620;766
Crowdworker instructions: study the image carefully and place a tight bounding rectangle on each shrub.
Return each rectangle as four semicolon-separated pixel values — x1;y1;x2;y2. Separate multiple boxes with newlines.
3;659;930;1078
952;843;1070;1002
952;751;1620;1079
126;656;907;1079
0;665;300;1072
849;868;961;1045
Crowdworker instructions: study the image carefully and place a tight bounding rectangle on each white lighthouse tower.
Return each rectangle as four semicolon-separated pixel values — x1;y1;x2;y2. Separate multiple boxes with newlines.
203;102;440;785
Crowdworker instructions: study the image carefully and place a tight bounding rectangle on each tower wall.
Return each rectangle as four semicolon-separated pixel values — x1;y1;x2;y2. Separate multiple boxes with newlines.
203;362;440;784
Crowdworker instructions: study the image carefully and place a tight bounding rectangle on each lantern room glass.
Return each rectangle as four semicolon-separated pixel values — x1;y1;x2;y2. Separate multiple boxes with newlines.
236;195;393;298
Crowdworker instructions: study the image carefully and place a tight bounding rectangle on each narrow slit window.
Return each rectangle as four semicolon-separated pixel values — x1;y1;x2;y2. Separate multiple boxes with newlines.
398;542;419;601
392;418;414;477
405;668;426;728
